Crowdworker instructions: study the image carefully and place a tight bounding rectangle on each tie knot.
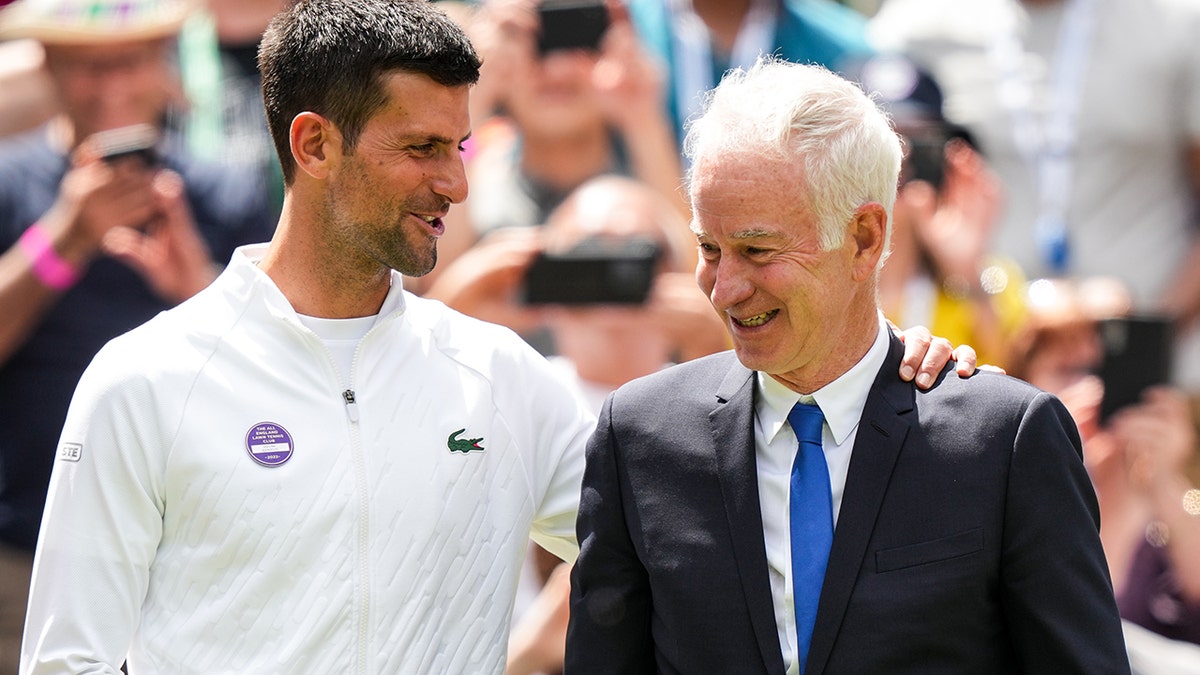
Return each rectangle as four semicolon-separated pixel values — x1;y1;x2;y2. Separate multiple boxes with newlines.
788;401;825;447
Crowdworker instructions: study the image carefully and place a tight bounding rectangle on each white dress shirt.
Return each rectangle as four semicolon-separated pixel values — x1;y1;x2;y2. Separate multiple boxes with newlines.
753;316;890;674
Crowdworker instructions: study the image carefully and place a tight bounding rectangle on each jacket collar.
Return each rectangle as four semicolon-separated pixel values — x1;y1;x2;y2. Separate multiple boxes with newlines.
224;244;409;329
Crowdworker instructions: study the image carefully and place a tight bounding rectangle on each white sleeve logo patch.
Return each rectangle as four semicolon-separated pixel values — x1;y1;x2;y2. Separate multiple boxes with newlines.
58;443;82;462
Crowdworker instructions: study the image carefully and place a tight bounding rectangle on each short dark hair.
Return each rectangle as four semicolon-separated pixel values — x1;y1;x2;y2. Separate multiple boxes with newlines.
258;0;481;184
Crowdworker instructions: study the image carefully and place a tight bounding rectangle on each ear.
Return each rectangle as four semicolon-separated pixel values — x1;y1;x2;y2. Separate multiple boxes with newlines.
289;112;342;181
849;201;887;281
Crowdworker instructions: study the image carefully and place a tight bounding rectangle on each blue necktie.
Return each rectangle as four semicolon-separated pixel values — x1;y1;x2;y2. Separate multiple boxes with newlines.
788;401;832;675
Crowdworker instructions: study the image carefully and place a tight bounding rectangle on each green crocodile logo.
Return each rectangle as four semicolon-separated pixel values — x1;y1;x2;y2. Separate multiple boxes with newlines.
447;428;484;453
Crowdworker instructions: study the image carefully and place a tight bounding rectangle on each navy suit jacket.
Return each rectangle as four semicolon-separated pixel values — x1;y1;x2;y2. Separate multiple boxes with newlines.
565;335;1130;674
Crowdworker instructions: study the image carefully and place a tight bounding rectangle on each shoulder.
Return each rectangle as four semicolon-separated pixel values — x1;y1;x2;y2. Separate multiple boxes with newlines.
914;369;1077;443
611;350;744;408
403;293;552;373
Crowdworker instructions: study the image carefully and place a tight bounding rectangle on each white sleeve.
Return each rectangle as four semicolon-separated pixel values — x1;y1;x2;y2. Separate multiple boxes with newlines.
21;344;169;674
512;350;596;566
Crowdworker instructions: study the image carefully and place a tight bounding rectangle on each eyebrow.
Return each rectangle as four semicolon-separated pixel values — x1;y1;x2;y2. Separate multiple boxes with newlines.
400;131;473;146
690;224;781;240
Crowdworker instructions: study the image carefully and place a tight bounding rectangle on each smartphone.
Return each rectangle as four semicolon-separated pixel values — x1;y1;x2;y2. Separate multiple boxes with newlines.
90;124;160;167
536;0;610;55
902;130;947;189
523;237;660;305
1097;316;1173;422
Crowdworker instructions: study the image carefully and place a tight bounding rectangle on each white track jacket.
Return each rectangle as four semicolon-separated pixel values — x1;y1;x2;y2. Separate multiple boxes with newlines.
22;245;595;674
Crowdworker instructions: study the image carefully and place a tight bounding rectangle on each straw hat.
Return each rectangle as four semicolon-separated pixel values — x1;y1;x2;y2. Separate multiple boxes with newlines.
0;0;194;44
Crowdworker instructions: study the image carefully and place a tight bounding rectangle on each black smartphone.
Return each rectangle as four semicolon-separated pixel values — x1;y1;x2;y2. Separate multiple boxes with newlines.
902;130;947;189
536;0;610;55
1097;316;1173;422
523;237;660;305
90;124;160;167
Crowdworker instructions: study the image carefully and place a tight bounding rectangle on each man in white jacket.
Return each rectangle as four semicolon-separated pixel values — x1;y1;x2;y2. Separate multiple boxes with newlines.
20;1;972;672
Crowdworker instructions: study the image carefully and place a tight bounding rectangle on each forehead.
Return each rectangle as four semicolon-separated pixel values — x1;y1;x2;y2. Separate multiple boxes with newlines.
690;150;810;232
43;39;166;63
366;70;471;138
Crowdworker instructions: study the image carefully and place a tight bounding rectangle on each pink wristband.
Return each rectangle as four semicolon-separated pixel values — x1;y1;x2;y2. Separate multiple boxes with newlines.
17;223;81;291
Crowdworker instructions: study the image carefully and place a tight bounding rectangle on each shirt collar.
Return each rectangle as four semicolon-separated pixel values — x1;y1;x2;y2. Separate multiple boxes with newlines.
756;314;891;446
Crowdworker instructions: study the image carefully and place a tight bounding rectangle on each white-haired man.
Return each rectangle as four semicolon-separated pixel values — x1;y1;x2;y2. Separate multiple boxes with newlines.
565;58;1130;674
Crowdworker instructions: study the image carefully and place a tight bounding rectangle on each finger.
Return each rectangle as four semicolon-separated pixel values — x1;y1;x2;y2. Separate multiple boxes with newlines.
100;226;150;270
896;325;932;383
951;343;978;377
914;336;954;388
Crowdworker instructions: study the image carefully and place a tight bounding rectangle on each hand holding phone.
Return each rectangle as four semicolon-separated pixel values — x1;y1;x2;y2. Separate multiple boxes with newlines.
523;236;660;305
88;123;161;168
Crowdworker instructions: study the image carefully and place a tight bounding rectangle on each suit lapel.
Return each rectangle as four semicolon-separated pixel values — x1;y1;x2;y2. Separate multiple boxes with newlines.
710;357;788;675
805;335;914;675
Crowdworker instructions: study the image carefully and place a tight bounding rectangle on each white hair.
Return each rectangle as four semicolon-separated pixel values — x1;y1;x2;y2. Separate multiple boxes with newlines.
684;57;902;259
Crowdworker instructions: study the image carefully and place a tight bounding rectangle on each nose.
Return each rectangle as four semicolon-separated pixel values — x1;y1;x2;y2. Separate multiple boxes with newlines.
700;255;753;313
433;151;469;205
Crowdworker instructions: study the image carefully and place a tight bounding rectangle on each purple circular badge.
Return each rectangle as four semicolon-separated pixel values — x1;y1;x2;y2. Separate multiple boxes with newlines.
245;422;294;467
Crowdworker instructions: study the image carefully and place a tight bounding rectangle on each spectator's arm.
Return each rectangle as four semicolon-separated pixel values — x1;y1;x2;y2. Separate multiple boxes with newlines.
0;151;160;365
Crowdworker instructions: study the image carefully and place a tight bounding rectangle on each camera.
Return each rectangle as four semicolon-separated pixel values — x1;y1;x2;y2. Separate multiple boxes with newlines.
90;124;160;167
1097;316;1173;422
536;0;610;55
523;236;661;305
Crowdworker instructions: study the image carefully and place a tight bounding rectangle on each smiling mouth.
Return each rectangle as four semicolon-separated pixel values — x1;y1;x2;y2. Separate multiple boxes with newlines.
414;213;445;234
733;310;778;327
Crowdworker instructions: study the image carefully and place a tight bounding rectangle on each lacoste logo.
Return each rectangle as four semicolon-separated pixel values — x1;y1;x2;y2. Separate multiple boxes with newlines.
448;428;484;454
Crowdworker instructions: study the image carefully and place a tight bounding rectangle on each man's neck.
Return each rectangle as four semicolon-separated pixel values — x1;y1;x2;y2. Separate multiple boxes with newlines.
258;197;392;319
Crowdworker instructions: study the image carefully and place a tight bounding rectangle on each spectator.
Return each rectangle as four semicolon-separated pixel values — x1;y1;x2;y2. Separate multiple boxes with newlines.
0;0;275;672
868;0;1200;391
0;0;287;213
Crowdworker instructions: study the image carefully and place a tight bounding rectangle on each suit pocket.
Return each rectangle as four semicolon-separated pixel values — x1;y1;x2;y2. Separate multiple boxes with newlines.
875;527;984;573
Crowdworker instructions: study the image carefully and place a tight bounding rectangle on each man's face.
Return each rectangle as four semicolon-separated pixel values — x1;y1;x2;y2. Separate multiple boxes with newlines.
325;71;471;277
691;150;865;390
42;39;173;139
505;49;605;139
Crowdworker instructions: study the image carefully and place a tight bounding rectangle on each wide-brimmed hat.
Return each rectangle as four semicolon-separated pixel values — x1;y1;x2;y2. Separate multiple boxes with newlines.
0;0;194;45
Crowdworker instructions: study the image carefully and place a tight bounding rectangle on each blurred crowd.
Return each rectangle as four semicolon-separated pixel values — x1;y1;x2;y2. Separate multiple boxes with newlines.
0;0;1197;673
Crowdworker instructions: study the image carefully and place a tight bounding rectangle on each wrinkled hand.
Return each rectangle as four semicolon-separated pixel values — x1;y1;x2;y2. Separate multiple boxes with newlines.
896;324;981;389
100;169;216;304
